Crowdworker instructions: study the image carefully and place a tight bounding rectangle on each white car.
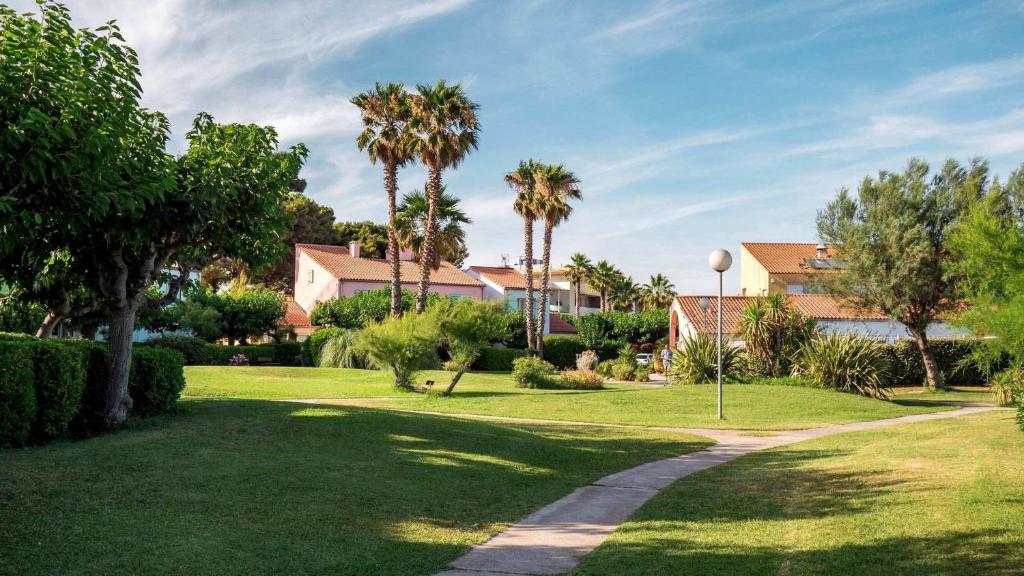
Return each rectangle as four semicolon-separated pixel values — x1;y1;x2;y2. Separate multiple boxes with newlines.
635;353;653;366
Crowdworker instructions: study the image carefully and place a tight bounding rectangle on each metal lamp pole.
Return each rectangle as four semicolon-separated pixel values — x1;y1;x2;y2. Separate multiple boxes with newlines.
708;249;732;420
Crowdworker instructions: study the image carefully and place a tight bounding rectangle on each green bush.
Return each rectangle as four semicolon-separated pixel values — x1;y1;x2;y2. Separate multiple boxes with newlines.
59;340;109;436
142;335;210;364
594;359;617;377
610;363;634;381
0;342;35;447
270;341;303;366
0;331;38;342
143;337;302;366
794;333;890;399
317;330;367;369
309;288;434;329
669;333;744;385
304;327;349;366
0;299;46;335
128;347;186;417
990;367;1019;407
470;347;532;371
28;340;86;442
633;365;652;382
558;369;605;390
511;356;558;389
880;339;1002;388
355;313;440;390
572;311;668;348
542;336;586;369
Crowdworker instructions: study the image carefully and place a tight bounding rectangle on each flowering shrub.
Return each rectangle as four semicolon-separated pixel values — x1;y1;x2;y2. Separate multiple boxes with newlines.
228;353;249;366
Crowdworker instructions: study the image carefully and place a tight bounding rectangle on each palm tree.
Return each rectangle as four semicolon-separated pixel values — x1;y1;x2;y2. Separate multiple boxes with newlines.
589;260;619;312
533;163;582;354
395;187;471;268
507;159;543;351
609;275;639;311
351;83;416;318
563;253;593;317
641;273;676;310
410;80;480;313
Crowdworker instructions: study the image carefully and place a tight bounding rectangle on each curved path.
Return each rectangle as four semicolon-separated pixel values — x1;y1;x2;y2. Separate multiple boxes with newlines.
422;405;999;576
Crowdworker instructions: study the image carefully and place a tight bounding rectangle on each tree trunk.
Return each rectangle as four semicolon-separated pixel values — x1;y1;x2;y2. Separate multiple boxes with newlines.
36;311;62;339
573;282;580;317
522;216;535;351
536;219;554;358
443;369;465;396
103;301;139;428
911;328;945;391
385;161;402;318
416;167;442;313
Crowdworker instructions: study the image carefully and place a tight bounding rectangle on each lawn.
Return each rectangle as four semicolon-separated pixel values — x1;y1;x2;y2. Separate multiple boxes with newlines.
0;399;709;576
185;366;959;430
571;410;1024;576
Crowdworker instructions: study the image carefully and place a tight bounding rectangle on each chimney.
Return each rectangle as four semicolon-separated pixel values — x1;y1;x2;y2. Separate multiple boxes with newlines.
815;243;828;259
349;241;361;259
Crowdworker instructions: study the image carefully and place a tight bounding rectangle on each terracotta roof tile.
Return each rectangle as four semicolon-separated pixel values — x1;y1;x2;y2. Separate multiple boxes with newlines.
466;266;528;289
297;244;483;287
674;294;888;335
282;299;311;328
742;242;836;274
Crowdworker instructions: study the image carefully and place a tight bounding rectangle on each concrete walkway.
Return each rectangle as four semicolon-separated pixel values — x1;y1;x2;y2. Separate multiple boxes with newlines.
431;405;998;576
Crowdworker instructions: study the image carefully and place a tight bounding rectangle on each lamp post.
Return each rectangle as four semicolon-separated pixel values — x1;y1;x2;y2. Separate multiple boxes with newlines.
698;296;710;334
708;249;732;420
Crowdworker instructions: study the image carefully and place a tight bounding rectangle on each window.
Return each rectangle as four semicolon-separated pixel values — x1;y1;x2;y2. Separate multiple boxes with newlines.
307;269;314;284
786;284;804;294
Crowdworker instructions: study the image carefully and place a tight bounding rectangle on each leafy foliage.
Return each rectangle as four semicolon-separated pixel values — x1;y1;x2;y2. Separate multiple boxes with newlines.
735;294;816;377
128;347;186;417
0;296;46;335
354;313;440;390
794;333;891;399
303;327;350;367
470;347;533;372
396;188;471;268
571;311;669;348
558;369;605;390
309;288;432;329
0;342;35;447
178;288;286;344
511;356;558;389
251;194;343;290
429;299;507;394
333;221;389;259
28;340;86;442
669;333;744;385
542;336;588;370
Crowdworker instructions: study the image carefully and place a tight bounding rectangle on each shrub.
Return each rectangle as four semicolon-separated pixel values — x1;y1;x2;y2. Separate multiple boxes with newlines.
270;341;303;366
128;347;186;416
617;343;638;369
543;336;586;369
572;311;668;348
471;347;532;371
559;369;605;390
317;329;367;369
669;333;744;385
28;340;86;442
0;298;46;334
736;294;815;377
309;288;434;329
576;350;598;371
611;363;634;381
511;356;558;389
304;327;350;366
990;367;1021;408
794;333;890;399
355;313;439;390
880;339;1002;388
430;299;509;395
595;359;617;377
142;336;210;365
633;365;652;382
0;342;35;447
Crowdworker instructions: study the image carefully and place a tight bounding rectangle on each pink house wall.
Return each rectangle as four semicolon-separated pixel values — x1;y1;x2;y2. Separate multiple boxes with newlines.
293;251;340;313
339;280;484;300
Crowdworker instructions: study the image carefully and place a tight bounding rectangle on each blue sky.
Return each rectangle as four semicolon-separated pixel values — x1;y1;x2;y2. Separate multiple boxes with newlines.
19;0;1024;294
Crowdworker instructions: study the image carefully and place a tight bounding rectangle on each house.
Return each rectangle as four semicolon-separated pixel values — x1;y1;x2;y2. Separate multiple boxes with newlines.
464;265;576;335
280;298;314;339
542;268;602;316
671;242;967;349
292;242;485;319
740;242;843;296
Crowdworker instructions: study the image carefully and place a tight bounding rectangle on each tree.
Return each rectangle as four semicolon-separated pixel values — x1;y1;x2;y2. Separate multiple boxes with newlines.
395;187;471;268
589;260;620;313
410;80;480;313
333;221;388;258
817;158;988;390
534;163;582;356
354;312;440;391
609;275;639;312
250;193;340;291
735;294;816;377
563;253;593;317
507;159;543;350
430;298;508;395
641;274;676;311
352;83;417;318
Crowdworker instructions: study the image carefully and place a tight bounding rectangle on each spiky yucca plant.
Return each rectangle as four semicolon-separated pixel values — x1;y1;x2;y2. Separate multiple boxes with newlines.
736;294;815;377
669;333;743;385
793;333;890;398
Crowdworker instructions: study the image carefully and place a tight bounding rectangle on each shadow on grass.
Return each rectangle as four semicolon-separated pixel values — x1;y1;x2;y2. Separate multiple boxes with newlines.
1;399;709;576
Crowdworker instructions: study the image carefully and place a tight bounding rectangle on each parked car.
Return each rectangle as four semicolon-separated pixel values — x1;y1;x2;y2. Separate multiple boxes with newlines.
636;353;653;366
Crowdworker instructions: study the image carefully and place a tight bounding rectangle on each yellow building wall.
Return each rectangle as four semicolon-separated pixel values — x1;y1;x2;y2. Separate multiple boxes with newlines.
739;245;771;296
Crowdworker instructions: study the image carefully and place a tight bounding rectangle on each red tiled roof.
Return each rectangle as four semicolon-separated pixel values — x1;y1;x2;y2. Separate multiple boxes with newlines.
282;299;311;328
467;266;528;289
674;294;888;335
742;242;833;274
297;244;483;287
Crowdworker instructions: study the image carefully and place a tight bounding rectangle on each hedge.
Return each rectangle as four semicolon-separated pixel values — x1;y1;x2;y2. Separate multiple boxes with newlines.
128;347;186;417
28;340;86;442
543;336;587;370
570;311;669;348
880;339;1004;388
0;342;35;447
471;347;533;372
142;336;303;366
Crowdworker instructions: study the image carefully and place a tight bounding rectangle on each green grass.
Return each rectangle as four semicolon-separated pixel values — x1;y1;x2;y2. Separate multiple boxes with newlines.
0;399;709;576
891;386;995;405
184;367;957;430
572;410;1024;576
